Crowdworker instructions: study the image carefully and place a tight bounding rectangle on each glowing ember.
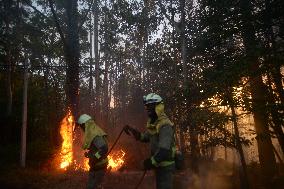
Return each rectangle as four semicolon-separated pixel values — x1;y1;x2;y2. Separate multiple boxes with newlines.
59;110;74;170
83;158;90;171
73;158;89;171
107;150;126;171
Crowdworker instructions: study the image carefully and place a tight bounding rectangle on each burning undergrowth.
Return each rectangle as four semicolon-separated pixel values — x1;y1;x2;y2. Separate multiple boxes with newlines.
54;111;126;172
107;149;126;171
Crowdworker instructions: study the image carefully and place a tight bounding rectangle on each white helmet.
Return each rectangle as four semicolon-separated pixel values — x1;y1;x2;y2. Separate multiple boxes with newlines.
77;114;92;124
143;93;163;105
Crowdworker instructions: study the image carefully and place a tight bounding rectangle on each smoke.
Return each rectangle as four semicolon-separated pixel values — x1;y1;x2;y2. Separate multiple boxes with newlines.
174;158;236;189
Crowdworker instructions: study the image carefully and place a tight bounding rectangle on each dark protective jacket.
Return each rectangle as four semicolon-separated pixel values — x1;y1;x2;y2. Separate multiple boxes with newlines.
140;103;176;167
83;119;108;170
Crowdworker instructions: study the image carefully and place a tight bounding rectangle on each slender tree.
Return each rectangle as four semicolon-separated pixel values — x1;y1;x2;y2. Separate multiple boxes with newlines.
239;0;277;185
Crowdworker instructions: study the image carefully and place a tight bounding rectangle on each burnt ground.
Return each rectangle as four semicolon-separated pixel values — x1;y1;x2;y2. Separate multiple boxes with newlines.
0;168;237;189
1;161;283;189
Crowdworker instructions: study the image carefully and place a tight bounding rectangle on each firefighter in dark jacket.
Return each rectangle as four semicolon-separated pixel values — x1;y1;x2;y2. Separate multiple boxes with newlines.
77;114;108;189
124;93;176;189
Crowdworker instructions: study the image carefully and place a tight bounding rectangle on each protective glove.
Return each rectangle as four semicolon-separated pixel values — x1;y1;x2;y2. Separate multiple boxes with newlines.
124;125;141;140
143;158;155;170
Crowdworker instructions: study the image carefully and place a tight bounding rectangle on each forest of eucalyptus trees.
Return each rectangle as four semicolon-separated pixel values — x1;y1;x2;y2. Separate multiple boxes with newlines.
0;0;283;188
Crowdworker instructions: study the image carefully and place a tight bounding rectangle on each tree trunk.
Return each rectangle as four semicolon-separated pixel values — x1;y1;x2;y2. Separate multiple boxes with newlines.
266;75;284;154
88;11;94;115
20;59;29;168
102;62;109;128
180;0;186;84
3;0;13;117
262;0;284;154
263;0;284;104
250;77;277;182
93;0;101;122
179;122;186;154
102;11;110;128
271;116;284;155
239;0;277;185
5;48;13;117
271;66;284;104
64;0;81;167
65;0;80;118
273;145;284;165
142;0;149;87
171;1;178;88
189;122;200;173
227;89;250;189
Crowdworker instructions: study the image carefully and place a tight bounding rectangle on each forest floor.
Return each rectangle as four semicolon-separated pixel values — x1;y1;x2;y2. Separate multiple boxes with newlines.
0;160;283;189
0;169;236;189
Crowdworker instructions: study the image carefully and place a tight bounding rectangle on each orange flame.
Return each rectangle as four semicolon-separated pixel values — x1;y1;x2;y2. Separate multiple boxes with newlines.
58;111;90;171
83;158;90;171
107;150;126;171
73;159;89;171
58;111;126;172
59;110;74;170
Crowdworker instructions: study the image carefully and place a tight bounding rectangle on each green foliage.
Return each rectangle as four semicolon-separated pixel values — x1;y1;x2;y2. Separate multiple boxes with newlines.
1;0;283;168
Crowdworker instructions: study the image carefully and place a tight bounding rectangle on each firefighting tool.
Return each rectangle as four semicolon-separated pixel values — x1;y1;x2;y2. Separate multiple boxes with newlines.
107;127;125;156
134;170;147;189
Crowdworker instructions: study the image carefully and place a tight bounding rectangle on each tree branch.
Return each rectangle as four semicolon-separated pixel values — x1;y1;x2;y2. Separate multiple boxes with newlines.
157;1;181;33
48;0;67;47
78;0;95;33
22;0;49;19
23;0;67;48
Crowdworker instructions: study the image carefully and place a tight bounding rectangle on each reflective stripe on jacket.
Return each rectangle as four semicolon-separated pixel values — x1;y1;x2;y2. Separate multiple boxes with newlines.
82;120;109;170
141;103;176;167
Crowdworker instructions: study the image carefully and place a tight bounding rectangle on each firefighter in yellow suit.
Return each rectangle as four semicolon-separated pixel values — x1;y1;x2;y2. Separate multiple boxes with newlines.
77;114;108;189
124;93;176;189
